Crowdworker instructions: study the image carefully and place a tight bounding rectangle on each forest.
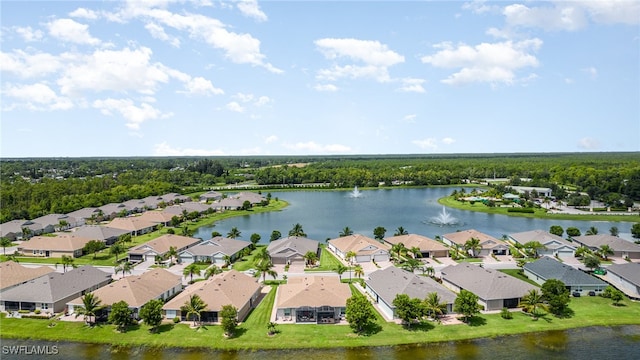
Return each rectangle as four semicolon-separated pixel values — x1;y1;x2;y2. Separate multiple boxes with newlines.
1;152;639;223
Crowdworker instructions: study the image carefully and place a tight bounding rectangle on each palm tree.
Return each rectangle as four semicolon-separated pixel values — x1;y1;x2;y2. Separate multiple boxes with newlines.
227;227;241;239
586;226;599;235
254;247;271;265
423;266;435;277
109;242;125;262
115;261;133;278
339;226;354;237
345;250;357;265
183;263;201;283
288;223;306;237
204;265;222;279
250;233;261;249
166;246;178;265
21;227;32;240
61;255;75;273
423;292;447;322
394;226;408;236
303;251;318;267
354;265;364;279
335;264;348;280
0;237;13;255
574;246;592;259
75;293;104;326
409;246;422;259
519;289;548;320
609;226;619;237
222;254;232;268
254;261;278;283
523;241;546;258
391;243;407;262
598;244;614;260
402;258;421;273
373;226;386;240
181;294;208;327
464;237;482;258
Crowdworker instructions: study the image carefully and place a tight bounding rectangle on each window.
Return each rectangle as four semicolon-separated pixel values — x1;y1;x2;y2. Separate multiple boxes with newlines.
41;303;49;310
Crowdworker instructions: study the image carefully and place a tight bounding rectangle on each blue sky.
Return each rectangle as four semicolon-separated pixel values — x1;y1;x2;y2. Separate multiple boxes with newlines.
1;0;639;157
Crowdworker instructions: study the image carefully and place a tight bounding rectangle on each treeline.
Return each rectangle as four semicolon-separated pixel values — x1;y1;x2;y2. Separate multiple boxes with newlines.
1;152;639;223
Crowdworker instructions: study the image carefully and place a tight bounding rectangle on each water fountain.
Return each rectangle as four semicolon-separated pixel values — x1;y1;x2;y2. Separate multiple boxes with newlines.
430;206;458;226
349;186;362;198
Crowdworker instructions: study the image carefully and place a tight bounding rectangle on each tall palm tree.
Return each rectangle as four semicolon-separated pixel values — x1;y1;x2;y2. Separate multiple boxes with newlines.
254;261;278;283
354;265;364;279
345;250;357;265
519;289;548;320
373;226;386;240
204;265;222;279
254;247;271;266
609;226;619;237
109;242;125;262
288;223;306;237
183;263;201;282
61;255;75;273
423;292;447;322
339;226;354;237
409;246;422;259
222;254;232;268
402;258;421;273
464;237;482;258
303;251;318;267
75;293;104;326
114;261;133;278
181;294;208;327
586;226;599;235
166;246;178;265
335;264;348;280
391;243;407;262
598;244;614;260
394;226;408;236
227;227;241;239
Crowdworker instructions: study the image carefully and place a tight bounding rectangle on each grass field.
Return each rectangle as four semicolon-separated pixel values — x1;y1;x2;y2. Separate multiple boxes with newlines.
2;292;639;350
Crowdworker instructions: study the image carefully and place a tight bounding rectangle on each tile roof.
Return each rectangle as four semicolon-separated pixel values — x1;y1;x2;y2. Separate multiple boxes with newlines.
509;230;576;250
384;234;449;252
183;237;251;257
328;234;390;255
128;234;200;256
107;217;157;232
0;261;55;291
276;276;351;308
70;225;129;241
572;235;640;253
523;256;606;286
18;234;94;252
606;262;640;286
442;229;505;248
441;263;537;300
366;267;457;306
267;236;319;259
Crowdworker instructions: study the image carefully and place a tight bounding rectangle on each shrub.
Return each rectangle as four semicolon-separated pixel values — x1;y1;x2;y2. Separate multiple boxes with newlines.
34;309;41;314
173;316;181;323
500;307;513;319
507;208;535;213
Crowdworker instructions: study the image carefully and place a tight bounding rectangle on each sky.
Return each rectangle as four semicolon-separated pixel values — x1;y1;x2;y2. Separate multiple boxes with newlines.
1;0;639;158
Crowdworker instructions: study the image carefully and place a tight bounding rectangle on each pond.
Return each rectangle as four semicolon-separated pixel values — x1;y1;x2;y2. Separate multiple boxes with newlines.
195;188;635;244
2;325;639;359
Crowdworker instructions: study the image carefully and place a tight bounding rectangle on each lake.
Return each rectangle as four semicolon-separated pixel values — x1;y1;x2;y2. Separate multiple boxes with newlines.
2;325;639;359
195;188;635;243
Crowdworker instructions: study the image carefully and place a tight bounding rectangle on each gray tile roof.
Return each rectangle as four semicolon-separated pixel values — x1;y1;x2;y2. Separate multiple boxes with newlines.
572;235;640;253
366;267;456;306
183;237;251;257
70;225;129;241
509;230;576;250
441;263;537;300
606;263;640;286
523;256;606;286
266;236;319;260
0;265;111;303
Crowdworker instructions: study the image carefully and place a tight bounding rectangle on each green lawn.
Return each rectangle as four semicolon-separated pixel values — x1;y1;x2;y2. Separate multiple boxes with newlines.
2;293;639;350
498;269;541;287
231;245;266;272
305;245;344;272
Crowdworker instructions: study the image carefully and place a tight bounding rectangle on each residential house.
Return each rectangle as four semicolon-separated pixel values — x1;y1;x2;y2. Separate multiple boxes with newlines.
128;234;201;262
106;216;157;237
33;213;82;231
122;199;147;214
66;207;102;224
440;263;537;311
67;268;182;318
211;198;244;211
266;236;320;265
141;195;165;209
0;265;111;314
602;263;640;300
0;261;54;294
365;267;457;320
509;230;577;258
163;270;261;323
159;193;191;204
70;225;129;245
442;229;510;256
384;234;449;258
327;234;390;263
234;192;265;205
179;237;251;265
0;220;43;241
523;257;607;295
98;203;128;219
571;235;640;260
199;191;223;202
17;234;94;258
275;276;351;324
137;210;176;227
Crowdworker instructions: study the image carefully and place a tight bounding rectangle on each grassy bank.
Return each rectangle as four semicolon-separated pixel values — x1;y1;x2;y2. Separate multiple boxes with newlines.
2;295;639;350
439;196;640;223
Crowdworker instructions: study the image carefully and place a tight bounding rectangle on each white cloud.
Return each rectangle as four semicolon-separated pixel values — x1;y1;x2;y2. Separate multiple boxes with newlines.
93;98;172;129
283;141;352;154
153;141;225;156
47;18;101;45
442;137;456;145
13;26;43;42
254;96;271;106
0;50;62;78
315;38;404;83
412;138;438;150
264;135;278;144
403;114;417;123
180;77;224;95
582;66;598;79
236;0;267;22
231;92;270;106
117;6;282;73
398;78;426;93
69;8;99;20
145;22;181;47
421;39;542;85
3;83;73;111
314;84;338;92
226;101;244;112
577;137;601;150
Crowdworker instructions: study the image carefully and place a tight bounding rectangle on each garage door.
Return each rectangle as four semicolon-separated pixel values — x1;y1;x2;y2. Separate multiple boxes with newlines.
557;250;574;258
373;254;389;262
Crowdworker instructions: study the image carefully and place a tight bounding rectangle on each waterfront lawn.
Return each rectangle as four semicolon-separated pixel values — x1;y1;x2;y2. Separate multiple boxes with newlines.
305;245;344;272
2;293;639;350
498;269;541;287
231;245;266;272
